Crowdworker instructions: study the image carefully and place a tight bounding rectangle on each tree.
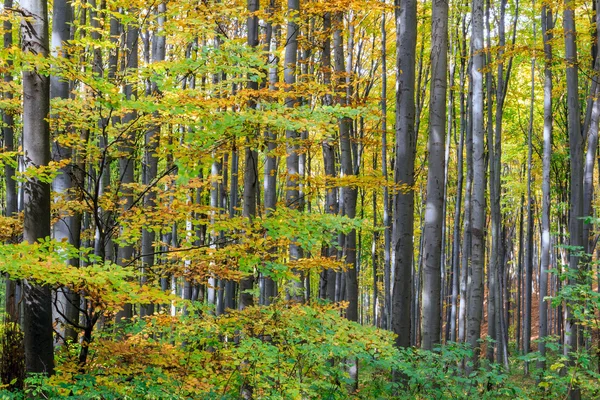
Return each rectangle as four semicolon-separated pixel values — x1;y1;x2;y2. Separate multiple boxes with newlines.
466;0;485;368
284;0;303;301
20;0;53;374
421;0;448;350
538;1;553;371
239;0;260;310
50;0;79;344
563;0;584;397
392;0;417;348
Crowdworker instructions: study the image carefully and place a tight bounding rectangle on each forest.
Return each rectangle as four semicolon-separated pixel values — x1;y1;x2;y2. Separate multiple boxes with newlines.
0;0;600;398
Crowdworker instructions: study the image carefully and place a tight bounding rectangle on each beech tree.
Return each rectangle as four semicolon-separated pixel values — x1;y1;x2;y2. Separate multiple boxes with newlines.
3;0;600;397
421;0;448;350
392;0;416;349
20;0;53;374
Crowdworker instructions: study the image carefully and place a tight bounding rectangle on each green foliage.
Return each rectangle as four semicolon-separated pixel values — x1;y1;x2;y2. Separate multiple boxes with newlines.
0;301;556;400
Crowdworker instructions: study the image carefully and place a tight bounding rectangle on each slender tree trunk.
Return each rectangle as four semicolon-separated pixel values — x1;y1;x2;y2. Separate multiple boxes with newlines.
421;0;448;350
539;3;553;371
523;9;536;373
392;0;416;348
320;12;338;303
284;0;304;301
458;20;471;343
331;12;359;322
239;0;260;310
140;3;166;317
262;1;278;305
3;0;20;325
564;1;583;398
450;110;464;343
584;3;600;256
485;0;497;363
21;0;53;374
380;6;392;330
115;23;138;322
50;0;79;344
466;0;485;369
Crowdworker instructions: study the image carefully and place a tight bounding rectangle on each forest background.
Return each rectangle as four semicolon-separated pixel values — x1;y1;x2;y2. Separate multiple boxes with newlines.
0;0;599;398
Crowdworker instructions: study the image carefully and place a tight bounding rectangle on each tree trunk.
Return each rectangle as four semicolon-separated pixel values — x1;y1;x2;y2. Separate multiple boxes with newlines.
392;0;417;348
538;4;553;370
21;0;54;374
262;1;279;306
421;0;448;350
457;18;470;343
115;24;138;322
140;3;166;317
50;0;79;345
319;12;338;303
3;0;20;326
564;2;583;398
284;0;304;301
380;6;392;330
466;0;485;369
239;0;260;311
332;12;359;322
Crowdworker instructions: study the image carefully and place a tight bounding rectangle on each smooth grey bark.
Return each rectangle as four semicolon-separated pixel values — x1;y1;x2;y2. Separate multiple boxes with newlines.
115;24;138;322
3;0;16;220
564;3;583;399
421;0;448;350
140;3;166;317
208;157;223;308
21;0;54;374
208;31;224;310
392;0;416;348
94;5;118;263
3;0;20;325
489;0;515;368
380;7;392;330
50;0;79;345
284;0;304;301
538;3;553;371
457;18;470;343
319;12;338;303
523;42;535;372
584;2;600;257
450;101;464;343
332;12;359;322
484;1;497;361
516;193;524;352
262;1;278;305
183;41;200;310
239;0;259;311
466;0;485;368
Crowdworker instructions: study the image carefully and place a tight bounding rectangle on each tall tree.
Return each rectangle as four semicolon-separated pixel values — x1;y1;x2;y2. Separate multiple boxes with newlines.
333;11;359;322
51;0;78;344
380;4;391;330
20;0;53;374
466;0;485;368
392;0;417;348
140;3;166;317
538;2;553;371
284;0;303;301
524;8;536;371
319;11;338;303
421;0;448;350
115;21;139;321
563;0;584;397
3;0;19;325
262;0;279;306
239;0;259;310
